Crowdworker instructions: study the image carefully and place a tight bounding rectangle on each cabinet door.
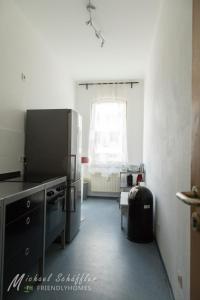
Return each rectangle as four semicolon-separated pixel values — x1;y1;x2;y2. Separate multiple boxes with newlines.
6;192;44;225
4;244;43;298
5;205;44;261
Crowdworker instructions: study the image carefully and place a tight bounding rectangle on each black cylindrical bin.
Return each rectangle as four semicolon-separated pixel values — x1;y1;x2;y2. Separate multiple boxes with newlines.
127;186;153;243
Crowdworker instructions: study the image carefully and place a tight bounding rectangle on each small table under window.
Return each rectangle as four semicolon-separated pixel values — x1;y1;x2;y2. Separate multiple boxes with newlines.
120;192;129;230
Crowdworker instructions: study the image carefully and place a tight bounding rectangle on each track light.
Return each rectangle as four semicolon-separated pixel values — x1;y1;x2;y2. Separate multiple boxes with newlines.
86;19;92;26
87;3;96;10
95;31;100;39
86;0;105;48
101;39;105;48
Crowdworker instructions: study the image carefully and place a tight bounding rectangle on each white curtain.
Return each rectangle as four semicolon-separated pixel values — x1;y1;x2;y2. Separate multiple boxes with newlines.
88;84;128;175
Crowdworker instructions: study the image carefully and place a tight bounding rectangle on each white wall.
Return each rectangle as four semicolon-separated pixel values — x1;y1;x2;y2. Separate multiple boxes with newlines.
0;0;74;173
143;1;192;300
75;83;144;166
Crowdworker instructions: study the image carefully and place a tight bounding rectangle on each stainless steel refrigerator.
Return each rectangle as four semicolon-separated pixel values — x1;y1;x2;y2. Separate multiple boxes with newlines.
24;109;82;242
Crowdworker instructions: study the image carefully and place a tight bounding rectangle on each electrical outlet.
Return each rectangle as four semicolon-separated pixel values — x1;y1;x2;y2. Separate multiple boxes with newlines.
177;273;183;289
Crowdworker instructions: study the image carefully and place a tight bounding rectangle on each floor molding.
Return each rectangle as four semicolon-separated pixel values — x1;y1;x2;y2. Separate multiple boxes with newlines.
88;191;120;198
155;239;175;300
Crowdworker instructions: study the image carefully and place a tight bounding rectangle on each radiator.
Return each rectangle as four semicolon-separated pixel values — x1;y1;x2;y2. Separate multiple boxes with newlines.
90;173;120;193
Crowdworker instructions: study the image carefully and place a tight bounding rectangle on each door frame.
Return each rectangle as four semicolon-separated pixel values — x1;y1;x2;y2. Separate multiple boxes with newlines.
191;1;200;299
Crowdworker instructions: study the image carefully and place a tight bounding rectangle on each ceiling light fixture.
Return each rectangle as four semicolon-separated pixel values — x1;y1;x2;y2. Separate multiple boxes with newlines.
86;0;105;48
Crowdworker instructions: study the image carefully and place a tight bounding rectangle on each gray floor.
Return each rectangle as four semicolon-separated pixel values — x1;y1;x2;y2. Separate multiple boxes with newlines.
18;198;173;300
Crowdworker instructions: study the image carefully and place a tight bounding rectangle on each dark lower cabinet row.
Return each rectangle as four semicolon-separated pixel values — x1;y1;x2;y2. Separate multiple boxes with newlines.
1;180;66;300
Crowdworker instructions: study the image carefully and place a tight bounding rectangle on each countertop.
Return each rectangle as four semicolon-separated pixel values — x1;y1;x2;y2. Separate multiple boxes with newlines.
0;176;66;204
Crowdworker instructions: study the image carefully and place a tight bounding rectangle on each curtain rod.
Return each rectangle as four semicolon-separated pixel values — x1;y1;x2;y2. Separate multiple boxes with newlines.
79;81;139;89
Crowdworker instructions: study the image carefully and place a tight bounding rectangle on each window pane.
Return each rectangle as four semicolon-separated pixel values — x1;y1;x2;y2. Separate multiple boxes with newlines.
89;101;128;167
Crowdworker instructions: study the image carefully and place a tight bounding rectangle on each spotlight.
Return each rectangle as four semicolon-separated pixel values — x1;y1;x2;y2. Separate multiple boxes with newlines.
101;39;105;48
87;3;96;10
95;31;100;39
86;19;92;25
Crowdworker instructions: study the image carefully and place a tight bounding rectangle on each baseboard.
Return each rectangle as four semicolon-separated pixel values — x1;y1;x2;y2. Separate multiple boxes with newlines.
155;239;175;300
87;196;119;201
0;171;21;181
88;191;120;198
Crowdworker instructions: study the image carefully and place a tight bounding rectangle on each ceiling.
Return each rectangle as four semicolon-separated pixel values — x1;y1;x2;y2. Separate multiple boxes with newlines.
15;0;160;81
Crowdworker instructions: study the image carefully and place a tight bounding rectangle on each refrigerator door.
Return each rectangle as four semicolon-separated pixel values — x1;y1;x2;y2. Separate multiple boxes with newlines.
66;179;81;242
25;109;69;177
68;111;82;182
25;109;82;181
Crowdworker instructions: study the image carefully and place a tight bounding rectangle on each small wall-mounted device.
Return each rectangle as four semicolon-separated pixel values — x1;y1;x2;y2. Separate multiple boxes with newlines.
177;272;183;289
21;72;26;81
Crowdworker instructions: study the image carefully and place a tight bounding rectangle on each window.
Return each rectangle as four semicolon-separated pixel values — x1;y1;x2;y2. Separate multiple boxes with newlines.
89;101;128;173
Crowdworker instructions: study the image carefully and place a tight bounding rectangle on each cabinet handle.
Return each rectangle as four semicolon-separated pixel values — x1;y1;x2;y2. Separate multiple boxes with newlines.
26;217;30;225
26;200;31;208
25;248;30;256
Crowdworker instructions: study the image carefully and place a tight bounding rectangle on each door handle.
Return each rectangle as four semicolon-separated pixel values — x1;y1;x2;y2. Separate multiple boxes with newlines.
63;194;67;212
176;186;200;206
70;155;76;181
70;186;76;212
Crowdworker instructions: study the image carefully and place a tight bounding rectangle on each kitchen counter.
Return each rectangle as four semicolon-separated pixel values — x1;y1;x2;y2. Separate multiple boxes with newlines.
0;176;66;204
0;182;43;203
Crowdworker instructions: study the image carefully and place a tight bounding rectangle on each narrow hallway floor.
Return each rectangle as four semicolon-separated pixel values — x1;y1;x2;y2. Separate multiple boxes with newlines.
19;198;173;300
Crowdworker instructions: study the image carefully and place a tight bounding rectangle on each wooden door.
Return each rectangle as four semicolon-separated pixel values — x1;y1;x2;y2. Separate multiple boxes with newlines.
191;1;200;299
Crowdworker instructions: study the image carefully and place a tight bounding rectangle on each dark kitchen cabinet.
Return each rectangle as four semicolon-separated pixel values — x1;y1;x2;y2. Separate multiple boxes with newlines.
3;191;45;298
0;177;66;300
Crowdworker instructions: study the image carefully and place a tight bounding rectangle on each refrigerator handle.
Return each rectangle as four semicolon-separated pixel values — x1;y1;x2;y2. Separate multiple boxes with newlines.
70;186;76;212
63;191;67;212
70;154;76;181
